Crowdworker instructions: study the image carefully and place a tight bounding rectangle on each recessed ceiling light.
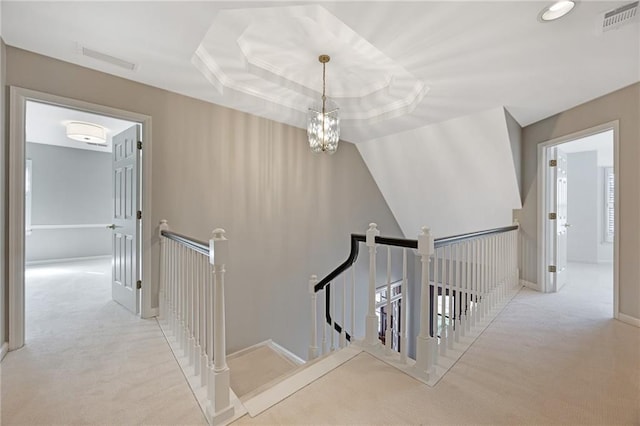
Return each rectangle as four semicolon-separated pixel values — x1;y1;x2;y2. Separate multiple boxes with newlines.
540;1;576;22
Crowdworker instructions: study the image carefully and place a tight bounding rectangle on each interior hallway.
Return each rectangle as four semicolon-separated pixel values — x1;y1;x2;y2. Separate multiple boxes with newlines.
1;260;638;424
1;258;206;425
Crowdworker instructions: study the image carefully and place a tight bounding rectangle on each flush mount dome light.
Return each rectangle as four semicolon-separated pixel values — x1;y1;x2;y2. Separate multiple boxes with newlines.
66;121;106;144
540;1;576;21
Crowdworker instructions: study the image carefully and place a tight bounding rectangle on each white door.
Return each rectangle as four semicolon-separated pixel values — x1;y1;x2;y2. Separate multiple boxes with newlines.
550;147;569;292
110;125;140;313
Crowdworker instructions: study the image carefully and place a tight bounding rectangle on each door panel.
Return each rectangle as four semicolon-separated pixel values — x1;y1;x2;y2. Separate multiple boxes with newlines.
111;125;140;313
552;148;569;292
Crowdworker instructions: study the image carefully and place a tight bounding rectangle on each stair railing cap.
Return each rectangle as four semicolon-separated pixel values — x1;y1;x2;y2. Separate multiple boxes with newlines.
366;223;380;246
417;226;434;256
210;228;229;266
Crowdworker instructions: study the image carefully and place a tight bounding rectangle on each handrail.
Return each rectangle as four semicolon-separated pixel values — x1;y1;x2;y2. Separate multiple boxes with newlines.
161;229;209;256
434;225;519;247
314;224;518;293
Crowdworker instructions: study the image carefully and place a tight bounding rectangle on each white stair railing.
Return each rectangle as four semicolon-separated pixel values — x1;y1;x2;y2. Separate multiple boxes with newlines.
309;222;520;385
158;221;234;425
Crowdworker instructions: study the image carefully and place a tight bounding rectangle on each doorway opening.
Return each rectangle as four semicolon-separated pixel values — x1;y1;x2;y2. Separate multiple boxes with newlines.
8;87;154;351
537;122;619;319
24;101;139;342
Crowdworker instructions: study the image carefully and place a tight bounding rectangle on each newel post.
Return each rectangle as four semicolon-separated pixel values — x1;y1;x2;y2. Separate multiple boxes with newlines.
309;275;319;360
206;228;234;424
158;220;169;321
415;226;436;379
365;223;380;346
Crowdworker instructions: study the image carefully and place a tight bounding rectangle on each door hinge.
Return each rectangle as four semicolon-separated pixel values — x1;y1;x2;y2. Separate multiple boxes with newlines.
549;159;557;167
549;213;557;220
136;210;142;220
137;141;142;150
136;280;142;289
548;265;557;273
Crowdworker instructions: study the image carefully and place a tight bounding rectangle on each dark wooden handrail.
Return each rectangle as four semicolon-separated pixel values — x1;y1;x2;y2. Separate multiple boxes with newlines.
314;224;518;293
161;229;209;256
315;224;519;343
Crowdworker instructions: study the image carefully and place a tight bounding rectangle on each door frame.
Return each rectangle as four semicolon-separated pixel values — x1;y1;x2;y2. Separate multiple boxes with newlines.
536;120;619;317
8;86;154;351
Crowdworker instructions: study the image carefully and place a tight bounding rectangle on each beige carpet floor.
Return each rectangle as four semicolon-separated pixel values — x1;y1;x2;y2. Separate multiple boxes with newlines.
3;261;637;425
236;262;640;425
1;259;206;425
228;345;298;398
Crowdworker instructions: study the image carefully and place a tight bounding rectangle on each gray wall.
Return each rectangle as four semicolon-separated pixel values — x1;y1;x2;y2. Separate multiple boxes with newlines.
1;39;7;346
4;46;402;358
566;151;598;263
521;83;640;321
25;142;111;262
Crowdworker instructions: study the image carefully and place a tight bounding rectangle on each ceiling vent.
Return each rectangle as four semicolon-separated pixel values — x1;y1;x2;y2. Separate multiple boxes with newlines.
78;45;137;71
598;1;638;33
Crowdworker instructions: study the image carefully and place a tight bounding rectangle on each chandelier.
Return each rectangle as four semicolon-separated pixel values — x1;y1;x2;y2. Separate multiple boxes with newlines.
307;54;340;154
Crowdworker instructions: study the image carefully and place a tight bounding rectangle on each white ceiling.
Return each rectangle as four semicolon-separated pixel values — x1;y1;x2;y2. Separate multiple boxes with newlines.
3;1;639;144
26;101;136;153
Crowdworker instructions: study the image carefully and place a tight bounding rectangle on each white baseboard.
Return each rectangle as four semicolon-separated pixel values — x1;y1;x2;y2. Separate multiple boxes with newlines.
26;255;111;266
617;313;640;328
227;339;305;365
268;340;305;365
520;279;540;291
0;342;8;362
227;340;271;360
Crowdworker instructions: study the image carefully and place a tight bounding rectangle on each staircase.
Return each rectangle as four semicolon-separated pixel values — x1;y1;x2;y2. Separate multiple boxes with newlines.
158;220;521;424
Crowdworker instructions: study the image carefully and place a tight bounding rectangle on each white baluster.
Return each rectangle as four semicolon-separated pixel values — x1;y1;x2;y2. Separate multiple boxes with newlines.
193;253;204;376
432;246;439;366
159;220;168;321
454;243;461;344
351;266;355;342
199;256;208;387
440;245;448;356
415;226;435;379
180;245;187;352
385;246;392;354
206;228;234;424
340;273;347;348
472;239;478;327
321;287;327;355
365;223;380;346
447;245;454;350
462;241;469;335
169;241;175;334
330;282;335;352
400;248;408;364
308;275;319;360
188;249;196;364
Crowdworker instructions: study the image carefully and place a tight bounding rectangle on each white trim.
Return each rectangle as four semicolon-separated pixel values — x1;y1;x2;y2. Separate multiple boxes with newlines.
536;121;620;319
227;340;272;360
242;345;362;417
0;342;8;362
520;279;540;291
29;224;111;230
25;255;112;267
617;313;640;328
268;340;306;366
8;87;154;351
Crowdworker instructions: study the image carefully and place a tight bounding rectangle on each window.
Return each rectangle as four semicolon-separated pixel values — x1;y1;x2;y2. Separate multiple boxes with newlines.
603;167;614;243
25;159;32;235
